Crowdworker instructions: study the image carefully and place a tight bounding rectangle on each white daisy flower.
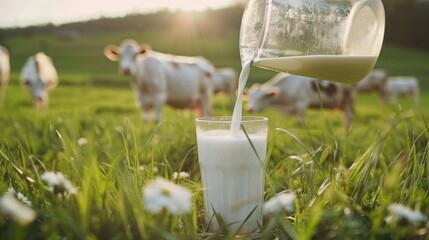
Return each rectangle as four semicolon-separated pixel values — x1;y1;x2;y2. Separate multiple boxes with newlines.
6;188;32;207
0;195;36;226
139;165;159;173
143;177;192;214
172;171;189;180
263;191;296;215
387;204;427;224
41;171;77;196
77;137;88;146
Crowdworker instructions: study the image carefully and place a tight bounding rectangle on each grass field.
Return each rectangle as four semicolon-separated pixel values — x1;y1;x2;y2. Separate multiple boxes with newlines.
0;30;428;239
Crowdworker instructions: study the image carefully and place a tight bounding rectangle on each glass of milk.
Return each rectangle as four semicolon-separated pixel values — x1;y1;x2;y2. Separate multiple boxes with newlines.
240;0;385;84
196;116;268;235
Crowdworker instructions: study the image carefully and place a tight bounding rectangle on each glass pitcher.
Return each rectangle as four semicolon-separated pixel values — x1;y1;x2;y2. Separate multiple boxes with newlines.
239;0;385;84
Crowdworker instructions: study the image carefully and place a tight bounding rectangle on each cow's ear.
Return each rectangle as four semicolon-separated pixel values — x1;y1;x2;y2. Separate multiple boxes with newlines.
248;83;261;92
46;79;58;90
242;88;249;100
139;44;152;55
104;45;120;61
266;87;280;97
243;87;249;95
22;79;31;87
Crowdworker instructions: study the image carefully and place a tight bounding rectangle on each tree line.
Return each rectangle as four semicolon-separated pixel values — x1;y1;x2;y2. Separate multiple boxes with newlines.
383;0;429;49
0;0;428;50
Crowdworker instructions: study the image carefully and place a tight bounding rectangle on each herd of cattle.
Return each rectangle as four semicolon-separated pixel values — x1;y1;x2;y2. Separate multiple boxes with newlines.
0;39;421;129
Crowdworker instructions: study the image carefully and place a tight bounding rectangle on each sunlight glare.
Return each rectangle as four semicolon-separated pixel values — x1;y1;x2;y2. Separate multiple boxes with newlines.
0;0;237;27
152;0;234;11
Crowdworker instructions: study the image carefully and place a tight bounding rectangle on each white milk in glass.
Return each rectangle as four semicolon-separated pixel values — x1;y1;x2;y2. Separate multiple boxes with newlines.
197;130;267;234
254;55;378;84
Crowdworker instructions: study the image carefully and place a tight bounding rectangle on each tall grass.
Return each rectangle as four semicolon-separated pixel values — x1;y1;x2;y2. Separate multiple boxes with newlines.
1;88;428;239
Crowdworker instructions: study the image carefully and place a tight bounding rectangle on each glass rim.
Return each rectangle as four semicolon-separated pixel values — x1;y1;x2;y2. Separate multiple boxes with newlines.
196;116;268;123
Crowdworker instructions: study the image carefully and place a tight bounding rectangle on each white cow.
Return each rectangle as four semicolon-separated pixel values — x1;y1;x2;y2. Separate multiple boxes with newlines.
20;52;58;109
213;67;237;100
356;69;388;105
0;45;10;105
386;76;419;104
104;39;215;122
246;73;356;130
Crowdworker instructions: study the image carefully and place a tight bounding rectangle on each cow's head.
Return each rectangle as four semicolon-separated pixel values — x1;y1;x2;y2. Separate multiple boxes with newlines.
104;39;150;76
0;46;10;91
21;52;58;109
245;83;281;113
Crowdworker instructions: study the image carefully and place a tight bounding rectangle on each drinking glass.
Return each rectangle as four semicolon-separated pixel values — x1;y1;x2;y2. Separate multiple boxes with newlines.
196;116;268;235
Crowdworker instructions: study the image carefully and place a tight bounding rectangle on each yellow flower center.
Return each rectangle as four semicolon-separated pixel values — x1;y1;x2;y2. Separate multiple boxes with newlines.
162;187;171;196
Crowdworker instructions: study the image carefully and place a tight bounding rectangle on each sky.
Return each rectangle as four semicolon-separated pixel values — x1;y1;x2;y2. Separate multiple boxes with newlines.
0;0;239;28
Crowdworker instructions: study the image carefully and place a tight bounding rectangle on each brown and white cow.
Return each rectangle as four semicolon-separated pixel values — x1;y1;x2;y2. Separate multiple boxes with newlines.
386;76;419;104
104;39;215;122
213;67;237;100
20;52;58;109
246;73;356;130
0;45;10;105
355;69;388;105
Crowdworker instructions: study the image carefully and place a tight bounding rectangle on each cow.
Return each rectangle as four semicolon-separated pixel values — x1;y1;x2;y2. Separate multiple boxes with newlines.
213;67;237;100
355;69;388;105
245;73;356;130
386;76;419;104
0;45;10;105
104;39;215;122
20;52;58;109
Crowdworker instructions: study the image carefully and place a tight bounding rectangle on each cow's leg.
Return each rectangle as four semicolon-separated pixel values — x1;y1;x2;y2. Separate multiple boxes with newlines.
389;94;397;104
153;105;163;123
141;111;150;122
153;93;167;123
282;106;305;125
294;102;308;125
413;89;419;104
296;112;306;125
136;91;151;122
380;88;388;106
199;97;212;117
138;103;150;122
344;106;354;132
199;76;213;117
228;81;235;102
194;100;204;117
380;75;389;106
342;88;355;132
278;105;297;116
0;81;5;106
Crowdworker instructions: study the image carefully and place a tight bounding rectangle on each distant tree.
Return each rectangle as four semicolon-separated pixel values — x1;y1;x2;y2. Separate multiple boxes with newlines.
383;0;429;49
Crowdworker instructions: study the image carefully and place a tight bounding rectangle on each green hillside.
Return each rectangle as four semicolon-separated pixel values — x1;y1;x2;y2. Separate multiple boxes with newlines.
2;30;429;91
